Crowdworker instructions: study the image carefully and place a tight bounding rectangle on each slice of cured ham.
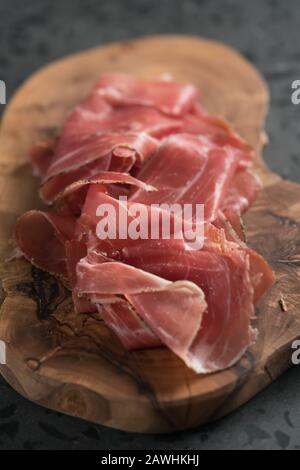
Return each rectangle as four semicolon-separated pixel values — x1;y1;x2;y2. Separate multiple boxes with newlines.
55;99;183;144
15;210;76;279
215;212;275;304
40;133;158;202
55;170;156;215
182;103;253;161
221;169;262;218
70;189;259;372
15;72;274;374
76;251;253;373
95;73;198;116
99;301;162;350
77;259;207;359
130;134;241;222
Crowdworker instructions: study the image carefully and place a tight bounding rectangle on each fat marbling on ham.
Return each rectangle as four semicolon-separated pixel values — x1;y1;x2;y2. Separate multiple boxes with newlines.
15;72;274;374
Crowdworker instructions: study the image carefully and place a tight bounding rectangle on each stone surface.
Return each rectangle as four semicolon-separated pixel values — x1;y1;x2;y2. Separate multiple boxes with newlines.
0;0;299;450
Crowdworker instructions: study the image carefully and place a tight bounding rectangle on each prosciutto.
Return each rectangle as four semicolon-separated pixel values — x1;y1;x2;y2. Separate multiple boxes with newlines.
95;73;199;116
77;260;207;362
72;187;262;372
40;133;158;202
15;210;76;279
15;72;274;374
129;134;242;222
55;170;156;215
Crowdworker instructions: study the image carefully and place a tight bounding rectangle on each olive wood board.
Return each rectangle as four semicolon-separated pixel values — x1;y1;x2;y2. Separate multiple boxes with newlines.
0;35;298;433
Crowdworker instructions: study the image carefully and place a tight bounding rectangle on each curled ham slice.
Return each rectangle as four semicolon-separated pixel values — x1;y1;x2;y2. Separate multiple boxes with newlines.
55;171;156;215
96;73;198;116
76;255;253;373
15;210;76;279
40;133;158;203
46;133;158;179
120;241;255;372
77;259;207;360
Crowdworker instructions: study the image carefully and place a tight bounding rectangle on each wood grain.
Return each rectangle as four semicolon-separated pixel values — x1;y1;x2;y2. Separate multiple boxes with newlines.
0;35;298;433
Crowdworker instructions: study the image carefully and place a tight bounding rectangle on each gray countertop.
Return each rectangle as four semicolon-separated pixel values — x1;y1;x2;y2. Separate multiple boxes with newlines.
0;0;300;450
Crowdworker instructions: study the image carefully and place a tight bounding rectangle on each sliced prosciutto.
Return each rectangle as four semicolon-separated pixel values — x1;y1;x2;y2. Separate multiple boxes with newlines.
95;73;198;116
31;72;254;211
15;210;76;279
221;169;262;219
77;259;207;359
40;133;158;202
55;170;156;215
55;100;183;144
182;103;253;162
73;188;260;372
76;250;253;373
15;72;274;375
100;301;161;350
130;134;241;222
215;212;274;304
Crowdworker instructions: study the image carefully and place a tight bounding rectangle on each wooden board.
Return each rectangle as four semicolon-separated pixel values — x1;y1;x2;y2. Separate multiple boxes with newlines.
0;35;299;433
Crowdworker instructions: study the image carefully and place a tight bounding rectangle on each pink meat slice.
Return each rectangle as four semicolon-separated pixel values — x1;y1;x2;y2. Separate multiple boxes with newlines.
215;212;275;304
78;185;272;304
55;170;156;215
73;187;258;372
15;210;76;279
120;241;255;372
96;73;198;116
59;99;183;142
76;259;207;361
32;73;193;180
76;250;253;373
77;187;204;253
64;237;97;314
99;301;161;350
221;169;262;218
40;132;158;202
182;103;253;165
30;139;56;177
130;134;240;222
15;171;157;281
31;74;190;176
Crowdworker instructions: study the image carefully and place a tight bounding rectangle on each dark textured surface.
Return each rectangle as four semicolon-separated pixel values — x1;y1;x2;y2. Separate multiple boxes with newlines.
0;0;300;450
